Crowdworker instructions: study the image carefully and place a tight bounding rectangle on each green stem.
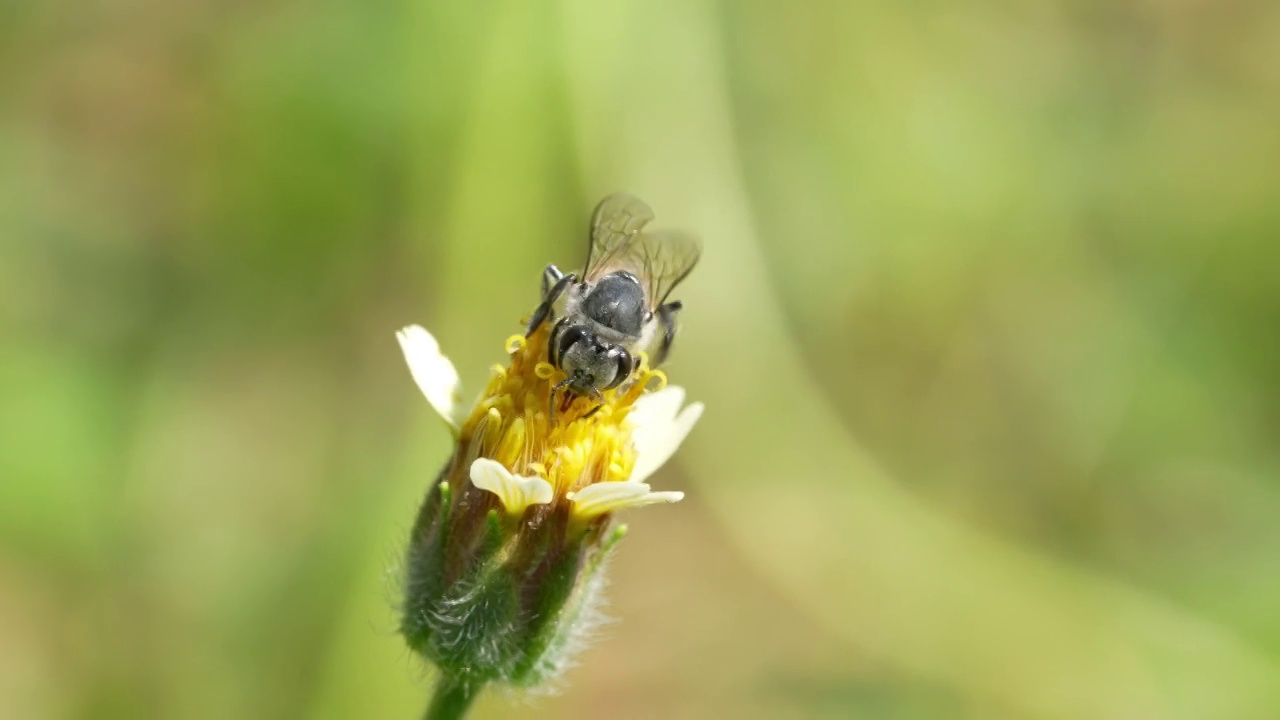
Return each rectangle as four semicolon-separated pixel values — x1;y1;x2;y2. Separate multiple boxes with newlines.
424;674;481;720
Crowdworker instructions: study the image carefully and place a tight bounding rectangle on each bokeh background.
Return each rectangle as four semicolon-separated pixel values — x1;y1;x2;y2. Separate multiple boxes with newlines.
4;0;1280;718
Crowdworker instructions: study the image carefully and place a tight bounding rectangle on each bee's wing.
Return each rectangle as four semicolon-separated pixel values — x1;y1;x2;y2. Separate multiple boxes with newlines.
617;229;702;307
584;193;655;281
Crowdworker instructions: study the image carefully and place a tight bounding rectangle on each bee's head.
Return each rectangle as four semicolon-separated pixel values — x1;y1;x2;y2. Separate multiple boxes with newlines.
558;331;633;396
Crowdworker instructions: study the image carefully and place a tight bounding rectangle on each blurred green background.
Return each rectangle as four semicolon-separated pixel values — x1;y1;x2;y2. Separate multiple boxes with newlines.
4;0;1280;718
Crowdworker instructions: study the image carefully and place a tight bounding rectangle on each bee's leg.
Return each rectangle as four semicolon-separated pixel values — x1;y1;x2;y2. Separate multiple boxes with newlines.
651;300;683;367
526;265;574;336
542;264;566;297
583;387;606;419
548;375;575;423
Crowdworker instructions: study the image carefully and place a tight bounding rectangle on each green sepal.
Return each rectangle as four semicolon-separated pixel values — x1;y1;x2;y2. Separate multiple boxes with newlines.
427;560;521;685
510;523;627;686
480;509;503;559
402;478;452;652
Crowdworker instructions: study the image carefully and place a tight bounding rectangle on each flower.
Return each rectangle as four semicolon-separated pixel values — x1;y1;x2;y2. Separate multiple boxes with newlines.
395;323;700;520
396;319;702;695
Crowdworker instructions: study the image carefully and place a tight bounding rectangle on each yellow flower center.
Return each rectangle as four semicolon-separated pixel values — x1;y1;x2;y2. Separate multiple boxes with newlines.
460;323;664;497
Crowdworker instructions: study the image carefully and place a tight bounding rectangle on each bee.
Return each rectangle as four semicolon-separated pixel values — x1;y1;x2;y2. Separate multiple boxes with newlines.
526;193;701;412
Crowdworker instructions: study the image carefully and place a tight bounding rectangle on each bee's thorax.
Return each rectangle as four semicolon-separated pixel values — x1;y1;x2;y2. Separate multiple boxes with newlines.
580;271;646;336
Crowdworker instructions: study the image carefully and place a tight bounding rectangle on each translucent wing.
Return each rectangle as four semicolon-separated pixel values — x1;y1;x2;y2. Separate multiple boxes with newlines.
584;193;655;281
613;230;702;307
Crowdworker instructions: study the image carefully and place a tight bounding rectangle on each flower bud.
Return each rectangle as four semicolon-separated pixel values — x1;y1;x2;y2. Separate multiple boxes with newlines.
395;324;701;693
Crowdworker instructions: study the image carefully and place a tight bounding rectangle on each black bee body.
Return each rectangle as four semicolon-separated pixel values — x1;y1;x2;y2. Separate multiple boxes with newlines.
524;194;700;409
544;269;649;395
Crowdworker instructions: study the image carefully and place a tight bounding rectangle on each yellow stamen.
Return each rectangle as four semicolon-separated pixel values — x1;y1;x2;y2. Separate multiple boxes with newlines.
495;417;526;467
646;370;668;392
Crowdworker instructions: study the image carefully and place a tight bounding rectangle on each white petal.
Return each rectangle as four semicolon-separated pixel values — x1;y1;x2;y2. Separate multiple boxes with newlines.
469;458;553;515
627;386;687;430
629;398;704;485
396;325;462;427
570;481;684;519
